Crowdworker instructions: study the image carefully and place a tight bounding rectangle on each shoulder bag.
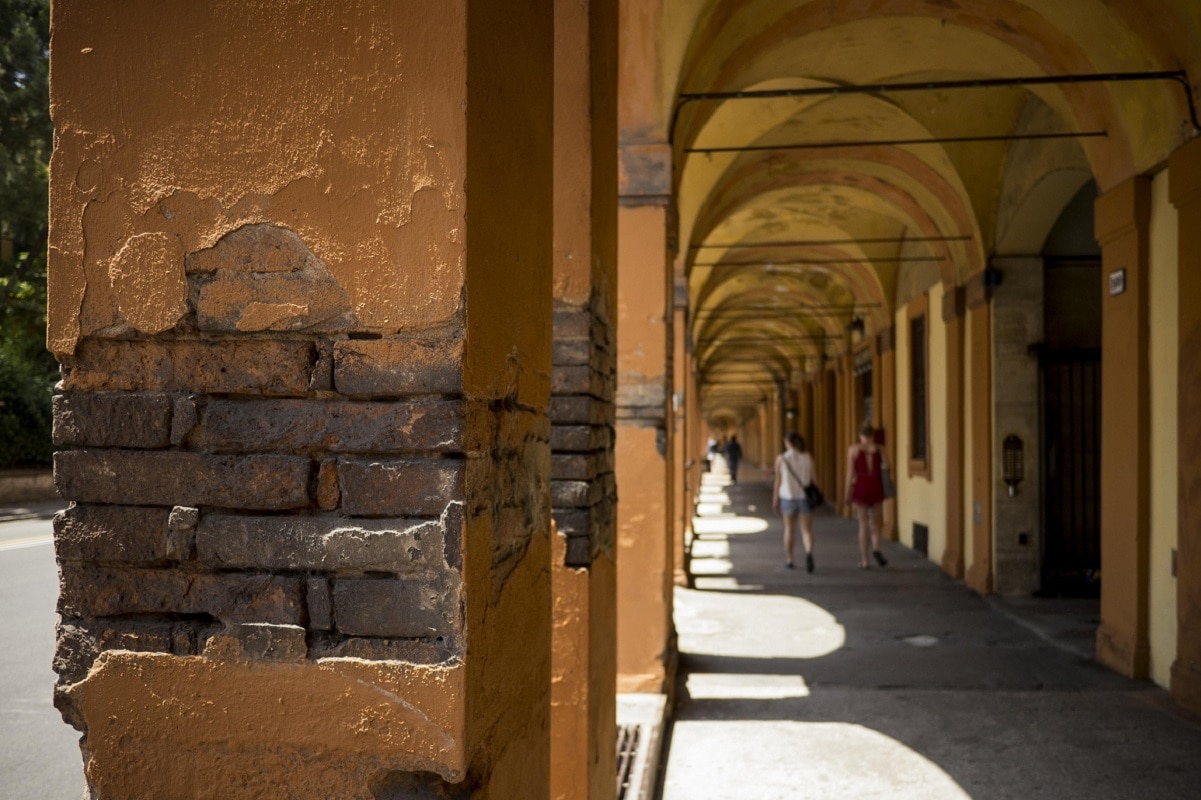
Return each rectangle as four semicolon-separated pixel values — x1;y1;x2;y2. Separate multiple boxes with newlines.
782;456;824;509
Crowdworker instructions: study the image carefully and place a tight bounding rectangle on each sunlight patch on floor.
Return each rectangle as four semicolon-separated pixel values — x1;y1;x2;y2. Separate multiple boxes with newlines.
662;721;975;800
685;673;810;699
675;587;846;659
691;516;768;535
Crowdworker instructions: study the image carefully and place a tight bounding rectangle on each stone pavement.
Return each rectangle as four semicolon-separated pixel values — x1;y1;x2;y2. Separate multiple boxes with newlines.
660;467;1201;799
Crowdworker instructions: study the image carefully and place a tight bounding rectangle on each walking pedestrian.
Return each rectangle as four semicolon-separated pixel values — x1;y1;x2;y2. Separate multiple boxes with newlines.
773;432;817;572
724;435;743;484
844;422;889;569
705;435;718;472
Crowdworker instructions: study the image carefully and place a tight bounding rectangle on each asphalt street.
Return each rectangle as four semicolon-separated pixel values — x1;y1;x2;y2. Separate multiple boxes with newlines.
0;514;87;799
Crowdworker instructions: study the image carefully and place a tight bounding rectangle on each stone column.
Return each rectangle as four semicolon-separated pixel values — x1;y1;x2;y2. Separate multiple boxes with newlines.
1169;137;1201;713
48;3;553;797
990;256;1043;595
549;0;618;797
965;271;995;595
1095;177;1152;679
942;285;966;579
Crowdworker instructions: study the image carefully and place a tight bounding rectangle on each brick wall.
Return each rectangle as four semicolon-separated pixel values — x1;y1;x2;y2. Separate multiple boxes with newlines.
550;298;616;567
50;223;530;725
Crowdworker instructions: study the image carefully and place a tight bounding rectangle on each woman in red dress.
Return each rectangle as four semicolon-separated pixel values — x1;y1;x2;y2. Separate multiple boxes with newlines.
844;422;889;570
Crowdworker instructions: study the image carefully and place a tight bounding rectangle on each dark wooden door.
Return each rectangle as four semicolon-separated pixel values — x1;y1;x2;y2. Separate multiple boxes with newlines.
1040;348;1101;596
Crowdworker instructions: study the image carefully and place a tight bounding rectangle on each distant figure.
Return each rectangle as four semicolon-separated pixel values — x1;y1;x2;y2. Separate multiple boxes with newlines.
705;436;719;472
845;422;889;569
773;432;816;572
724;435;743;484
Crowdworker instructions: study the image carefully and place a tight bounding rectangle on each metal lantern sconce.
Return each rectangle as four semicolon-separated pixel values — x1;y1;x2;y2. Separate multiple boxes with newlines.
1003;435;1024;497
848;316;866;343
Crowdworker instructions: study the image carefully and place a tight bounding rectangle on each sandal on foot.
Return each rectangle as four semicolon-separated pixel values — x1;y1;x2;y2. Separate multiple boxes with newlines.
805;553;815;573
785;561;795;569
873;550;888;567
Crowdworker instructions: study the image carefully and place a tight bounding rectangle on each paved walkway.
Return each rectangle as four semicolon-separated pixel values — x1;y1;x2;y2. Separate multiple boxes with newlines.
661;466;1201;799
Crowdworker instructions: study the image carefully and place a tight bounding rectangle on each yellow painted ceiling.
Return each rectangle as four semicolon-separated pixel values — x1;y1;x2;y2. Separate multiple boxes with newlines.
661;0;1200;422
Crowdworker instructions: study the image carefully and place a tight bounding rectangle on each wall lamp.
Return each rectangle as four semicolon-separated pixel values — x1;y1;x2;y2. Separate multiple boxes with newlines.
1003;434;1024;497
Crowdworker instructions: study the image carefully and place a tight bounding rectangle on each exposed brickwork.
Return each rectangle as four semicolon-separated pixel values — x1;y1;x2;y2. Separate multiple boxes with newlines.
55;450;312;509
52;392;174;449
332;576;460;638
50;223;538;742
195;514;449;573
61;338;316;395
334;338;465;396
550;299;616;567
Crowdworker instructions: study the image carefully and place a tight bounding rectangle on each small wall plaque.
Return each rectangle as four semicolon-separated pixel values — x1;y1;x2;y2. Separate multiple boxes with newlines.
1109;268;1127;296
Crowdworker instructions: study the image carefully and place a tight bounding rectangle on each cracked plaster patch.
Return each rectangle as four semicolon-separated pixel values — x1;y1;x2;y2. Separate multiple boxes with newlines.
106;232;188;334
189;224;355;333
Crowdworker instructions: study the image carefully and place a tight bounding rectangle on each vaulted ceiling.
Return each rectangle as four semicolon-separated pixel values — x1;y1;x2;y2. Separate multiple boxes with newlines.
659;0;1201;423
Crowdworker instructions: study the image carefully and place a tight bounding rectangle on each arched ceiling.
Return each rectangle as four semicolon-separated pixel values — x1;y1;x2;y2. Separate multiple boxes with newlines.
660;0;1201;424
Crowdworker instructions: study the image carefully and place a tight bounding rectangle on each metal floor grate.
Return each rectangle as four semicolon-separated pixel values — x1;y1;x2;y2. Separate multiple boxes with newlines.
615;723;642;800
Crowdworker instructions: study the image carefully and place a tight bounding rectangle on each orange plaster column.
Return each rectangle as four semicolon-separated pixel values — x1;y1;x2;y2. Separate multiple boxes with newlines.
549;0;618;797
814;369;832;499
835;359;850;509
615;200;674;693
683;350;702;536
1095;177;1152;679
877;328;899;541
1169;137;1201;714
49;3;554;797
802;380;816;455
672;294;688;585
965;272;994;594
942;285;966;579
615;0;675;695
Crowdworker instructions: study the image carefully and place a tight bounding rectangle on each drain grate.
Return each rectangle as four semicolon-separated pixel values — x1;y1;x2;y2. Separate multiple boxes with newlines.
615;724;642;800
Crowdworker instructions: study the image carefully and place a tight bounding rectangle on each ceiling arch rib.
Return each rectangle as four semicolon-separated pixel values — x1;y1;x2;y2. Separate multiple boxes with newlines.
687;144;988;281
665;0;1199;423
673;0;1191;180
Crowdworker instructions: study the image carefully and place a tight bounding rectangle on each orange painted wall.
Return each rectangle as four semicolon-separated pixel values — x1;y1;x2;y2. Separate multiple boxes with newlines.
1094;177;1152;679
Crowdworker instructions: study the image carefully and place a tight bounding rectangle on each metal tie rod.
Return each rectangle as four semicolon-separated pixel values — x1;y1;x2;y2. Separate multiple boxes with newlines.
669;71;1200;143
685;130;1106;155
691;235;970;249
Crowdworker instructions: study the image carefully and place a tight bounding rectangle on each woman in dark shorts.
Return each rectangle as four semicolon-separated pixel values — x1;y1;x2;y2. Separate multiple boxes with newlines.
844;422;889;570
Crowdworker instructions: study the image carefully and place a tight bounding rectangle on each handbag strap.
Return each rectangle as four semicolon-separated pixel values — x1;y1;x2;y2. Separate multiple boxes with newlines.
781;454;811;489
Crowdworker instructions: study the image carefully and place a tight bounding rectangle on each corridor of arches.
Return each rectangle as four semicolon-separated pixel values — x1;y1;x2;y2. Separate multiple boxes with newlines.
44;1;1201;797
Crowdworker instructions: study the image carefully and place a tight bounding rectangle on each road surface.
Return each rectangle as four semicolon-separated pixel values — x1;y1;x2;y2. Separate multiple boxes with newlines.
0;514;87;799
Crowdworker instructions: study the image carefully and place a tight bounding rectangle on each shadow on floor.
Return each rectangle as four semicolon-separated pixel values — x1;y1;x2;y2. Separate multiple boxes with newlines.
658;469;1201;800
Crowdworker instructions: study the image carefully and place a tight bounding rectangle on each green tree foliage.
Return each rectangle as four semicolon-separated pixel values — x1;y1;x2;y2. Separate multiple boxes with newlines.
0;0;53;467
